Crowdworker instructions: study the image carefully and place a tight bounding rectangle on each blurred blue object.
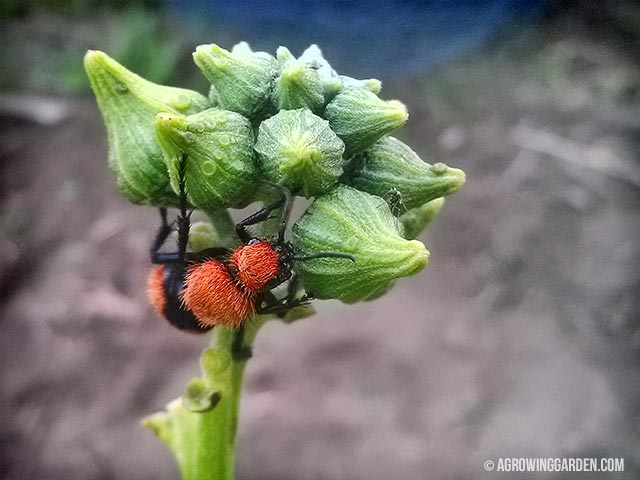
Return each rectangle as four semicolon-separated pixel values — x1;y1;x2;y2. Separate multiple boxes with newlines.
172;0;547;78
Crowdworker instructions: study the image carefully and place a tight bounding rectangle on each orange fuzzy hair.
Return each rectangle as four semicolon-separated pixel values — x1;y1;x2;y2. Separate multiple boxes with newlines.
148;265;166;316
182;259;256;328
229;241;280;293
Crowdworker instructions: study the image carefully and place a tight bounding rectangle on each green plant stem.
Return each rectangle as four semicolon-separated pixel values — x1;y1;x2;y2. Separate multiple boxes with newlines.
210;321;264;479
144;317;267;480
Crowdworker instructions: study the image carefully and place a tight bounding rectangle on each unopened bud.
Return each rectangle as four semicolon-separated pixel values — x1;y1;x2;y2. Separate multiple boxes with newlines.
84;50;209;205
325;87;408;157
298;44;342;102
349;136;465;209
154;108;256;211
193;43;277;120
292;185;429;303
273;46;325;113
254;109;345;197
399;197;445;240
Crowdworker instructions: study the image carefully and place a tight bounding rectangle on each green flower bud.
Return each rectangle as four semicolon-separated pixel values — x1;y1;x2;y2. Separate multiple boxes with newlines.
349;136;465;209
154;108;256;211
254;109;345;197
273;46;325;113
292;185;429;303
399;197;445;240
339;75;382;94
324;87;408;157
193;43;277;119
298;44;342;102
84;50;209;205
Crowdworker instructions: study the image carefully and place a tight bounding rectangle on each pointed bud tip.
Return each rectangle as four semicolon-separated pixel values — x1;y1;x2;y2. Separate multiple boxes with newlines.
193;44;227;67
432;164;466;192
155;111;187;130
409;239;430;265
387;100;408;121
281;64;303;81
83;49;115;75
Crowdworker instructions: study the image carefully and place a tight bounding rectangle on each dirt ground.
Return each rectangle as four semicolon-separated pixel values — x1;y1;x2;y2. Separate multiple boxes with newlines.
1;7;639;480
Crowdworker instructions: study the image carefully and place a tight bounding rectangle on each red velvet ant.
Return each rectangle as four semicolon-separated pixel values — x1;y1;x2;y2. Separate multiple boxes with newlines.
147;154;353;347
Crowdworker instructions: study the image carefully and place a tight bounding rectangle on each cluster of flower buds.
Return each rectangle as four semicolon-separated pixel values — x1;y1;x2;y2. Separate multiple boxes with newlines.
84;42;465;303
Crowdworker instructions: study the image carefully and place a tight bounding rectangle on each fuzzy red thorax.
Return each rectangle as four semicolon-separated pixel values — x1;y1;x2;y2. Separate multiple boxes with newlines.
229;241;281;293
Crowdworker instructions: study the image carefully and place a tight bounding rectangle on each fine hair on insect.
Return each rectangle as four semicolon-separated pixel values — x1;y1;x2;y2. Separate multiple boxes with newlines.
147;154;354;356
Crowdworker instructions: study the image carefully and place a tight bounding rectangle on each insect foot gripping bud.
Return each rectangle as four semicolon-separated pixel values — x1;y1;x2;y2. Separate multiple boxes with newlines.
292;185;429;303
84;50;209;206
193;43;277;120
349;136;465;210
324;86;408;158
399;197;446;240
273;46;325;113
154;108;256;211
254;109;345;197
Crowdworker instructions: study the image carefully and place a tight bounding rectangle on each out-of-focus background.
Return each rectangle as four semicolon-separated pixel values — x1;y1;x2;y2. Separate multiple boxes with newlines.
1;1;639;479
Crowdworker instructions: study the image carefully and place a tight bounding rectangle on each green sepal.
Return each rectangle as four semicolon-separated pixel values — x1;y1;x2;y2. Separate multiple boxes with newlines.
399;197;446;240
254;108;345;197
292;185;429;303
154;108;257;211
324;87;408;157
193;43;277;120
272;46;325;113
349;136;465;210
84;50;209;206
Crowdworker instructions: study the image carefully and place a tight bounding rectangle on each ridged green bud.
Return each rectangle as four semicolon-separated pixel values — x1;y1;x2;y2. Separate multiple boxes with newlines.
325;87;408;157
349;136;465;209
399;197;445;240
84;50;209;205
339;75;382;94
254;109;345;197
292;185;429;303
154;108;256;211
273;46;325;113
298;44;343;102
193;43;277;120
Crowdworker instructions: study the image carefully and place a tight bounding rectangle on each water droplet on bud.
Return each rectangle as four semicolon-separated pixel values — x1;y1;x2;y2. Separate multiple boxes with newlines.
431;162;448;174
201;161;217;176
